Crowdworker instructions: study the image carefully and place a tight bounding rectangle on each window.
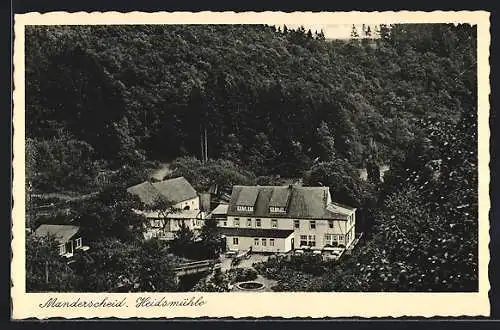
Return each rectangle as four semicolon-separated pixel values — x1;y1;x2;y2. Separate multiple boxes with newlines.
308;235;316;247
310;220;316;229
262;238;267;246
247;218;252;227
270;239;275;246
254;238;259;246
59;244;66;255
329;220;334;229
294;220;300;229
234;218;240;227
233;237;239;245
300;235;316;247
222;220;227;227
300;235;308;246
75;237;82;249
256;219;261;227
237;205;254;212
271;219;278;228
339;235;344;242
324;234;338;246
269;206;286;213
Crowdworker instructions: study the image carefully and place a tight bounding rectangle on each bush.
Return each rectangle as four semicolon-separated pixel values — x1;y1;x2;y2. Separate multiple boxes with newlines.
289;254;329;276
191;269;231;292
229;268;258;283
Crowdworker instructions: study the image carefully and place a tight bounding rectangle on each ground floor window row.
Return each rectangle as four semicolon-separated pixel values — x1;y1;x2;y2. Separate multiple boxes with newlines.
300;232;353;247
232;237;275;246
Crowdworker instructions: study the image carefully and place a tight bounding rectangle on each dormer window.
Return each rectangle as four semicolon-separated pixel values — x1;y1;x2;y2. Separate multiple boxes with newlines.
237;205;254;212
269;206;286;213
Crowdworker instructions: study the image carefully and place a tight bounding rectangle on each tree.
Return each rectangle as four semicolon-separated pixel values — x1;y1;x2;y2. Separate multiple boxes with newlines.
145;197;181;236
169;221;196;259
246;133;279;176
135;239;178;291
168;157;255;194
350;25;359;39
198;219;225;259
303;159;375;208
314;121;336;162
77;185;145;243
219;134;243;166
26;235;79;292
379;24;391;41
28;134;98;193
328;185;477;292
167;156;206;190
73;238;178;292
107;116;146;168
365;25;372;38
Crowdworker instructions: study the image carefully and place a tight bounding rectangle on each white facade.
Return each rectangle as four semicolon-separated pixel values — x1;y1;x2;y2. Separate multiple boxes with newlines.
58;236;90;258
221;186;357;253
225;234;293;253
221;214;355;250
139;196;204;240
144;215;206;240
173;196;200;211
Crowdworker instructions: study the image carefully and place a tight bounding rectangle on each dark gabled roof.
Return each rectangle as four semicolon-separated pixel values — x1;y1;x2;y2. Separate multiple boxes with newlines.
235;186;259;206
127;181;165;206
34;224;80;244
327;201;357;213
127;177;197;206
219;227;294;238
211;204;228;215
227;185;355;220
269;186;291;207
152;177;197;204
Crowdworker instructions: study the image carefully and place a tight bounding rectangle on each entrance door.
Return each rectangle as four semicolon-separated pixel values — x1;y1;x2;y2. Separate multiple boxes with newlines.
66;241;73;255
222;236;228;252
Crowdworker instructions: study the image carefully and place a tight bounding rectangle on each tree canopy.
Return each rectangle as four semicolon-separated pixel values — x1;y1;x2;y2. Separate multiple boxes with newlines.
26;24;476;185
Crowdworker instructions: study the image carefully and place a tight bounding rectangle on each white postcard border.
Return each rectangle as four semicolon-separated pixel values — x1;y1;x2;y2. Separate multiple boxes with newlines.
12;10;491;319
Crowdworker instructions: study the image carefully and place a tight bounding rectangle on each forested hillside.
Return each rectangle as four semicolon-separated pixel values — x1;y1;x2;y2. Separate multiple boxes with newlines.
25;24;479;292
26;24;476;189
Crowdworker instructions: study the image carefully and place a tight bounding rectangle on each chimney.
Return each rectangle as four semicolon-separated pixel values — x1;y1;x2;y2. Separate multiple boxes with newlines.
199;192;211;212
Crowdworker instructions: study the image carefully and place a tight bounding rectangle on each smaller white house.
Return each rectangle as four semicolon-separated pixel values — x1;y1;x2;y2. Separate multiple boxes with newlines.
34;224;90;258
127;176;206;240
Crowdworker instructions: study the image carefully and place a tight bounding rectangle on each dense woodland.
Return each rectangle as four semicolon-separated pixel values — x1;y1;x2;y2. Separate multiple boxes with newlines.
25;23;478;292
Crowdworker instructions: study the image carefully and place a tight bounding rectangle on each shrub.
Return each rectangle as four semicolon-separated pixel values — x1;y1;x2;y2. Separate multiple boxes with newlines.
191;269;231;292
229;268;258;283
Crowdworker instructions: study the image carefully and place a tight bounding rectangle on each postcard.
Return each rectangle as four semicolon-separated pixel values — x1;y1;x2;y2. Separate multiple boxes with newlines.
12;10;491;319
